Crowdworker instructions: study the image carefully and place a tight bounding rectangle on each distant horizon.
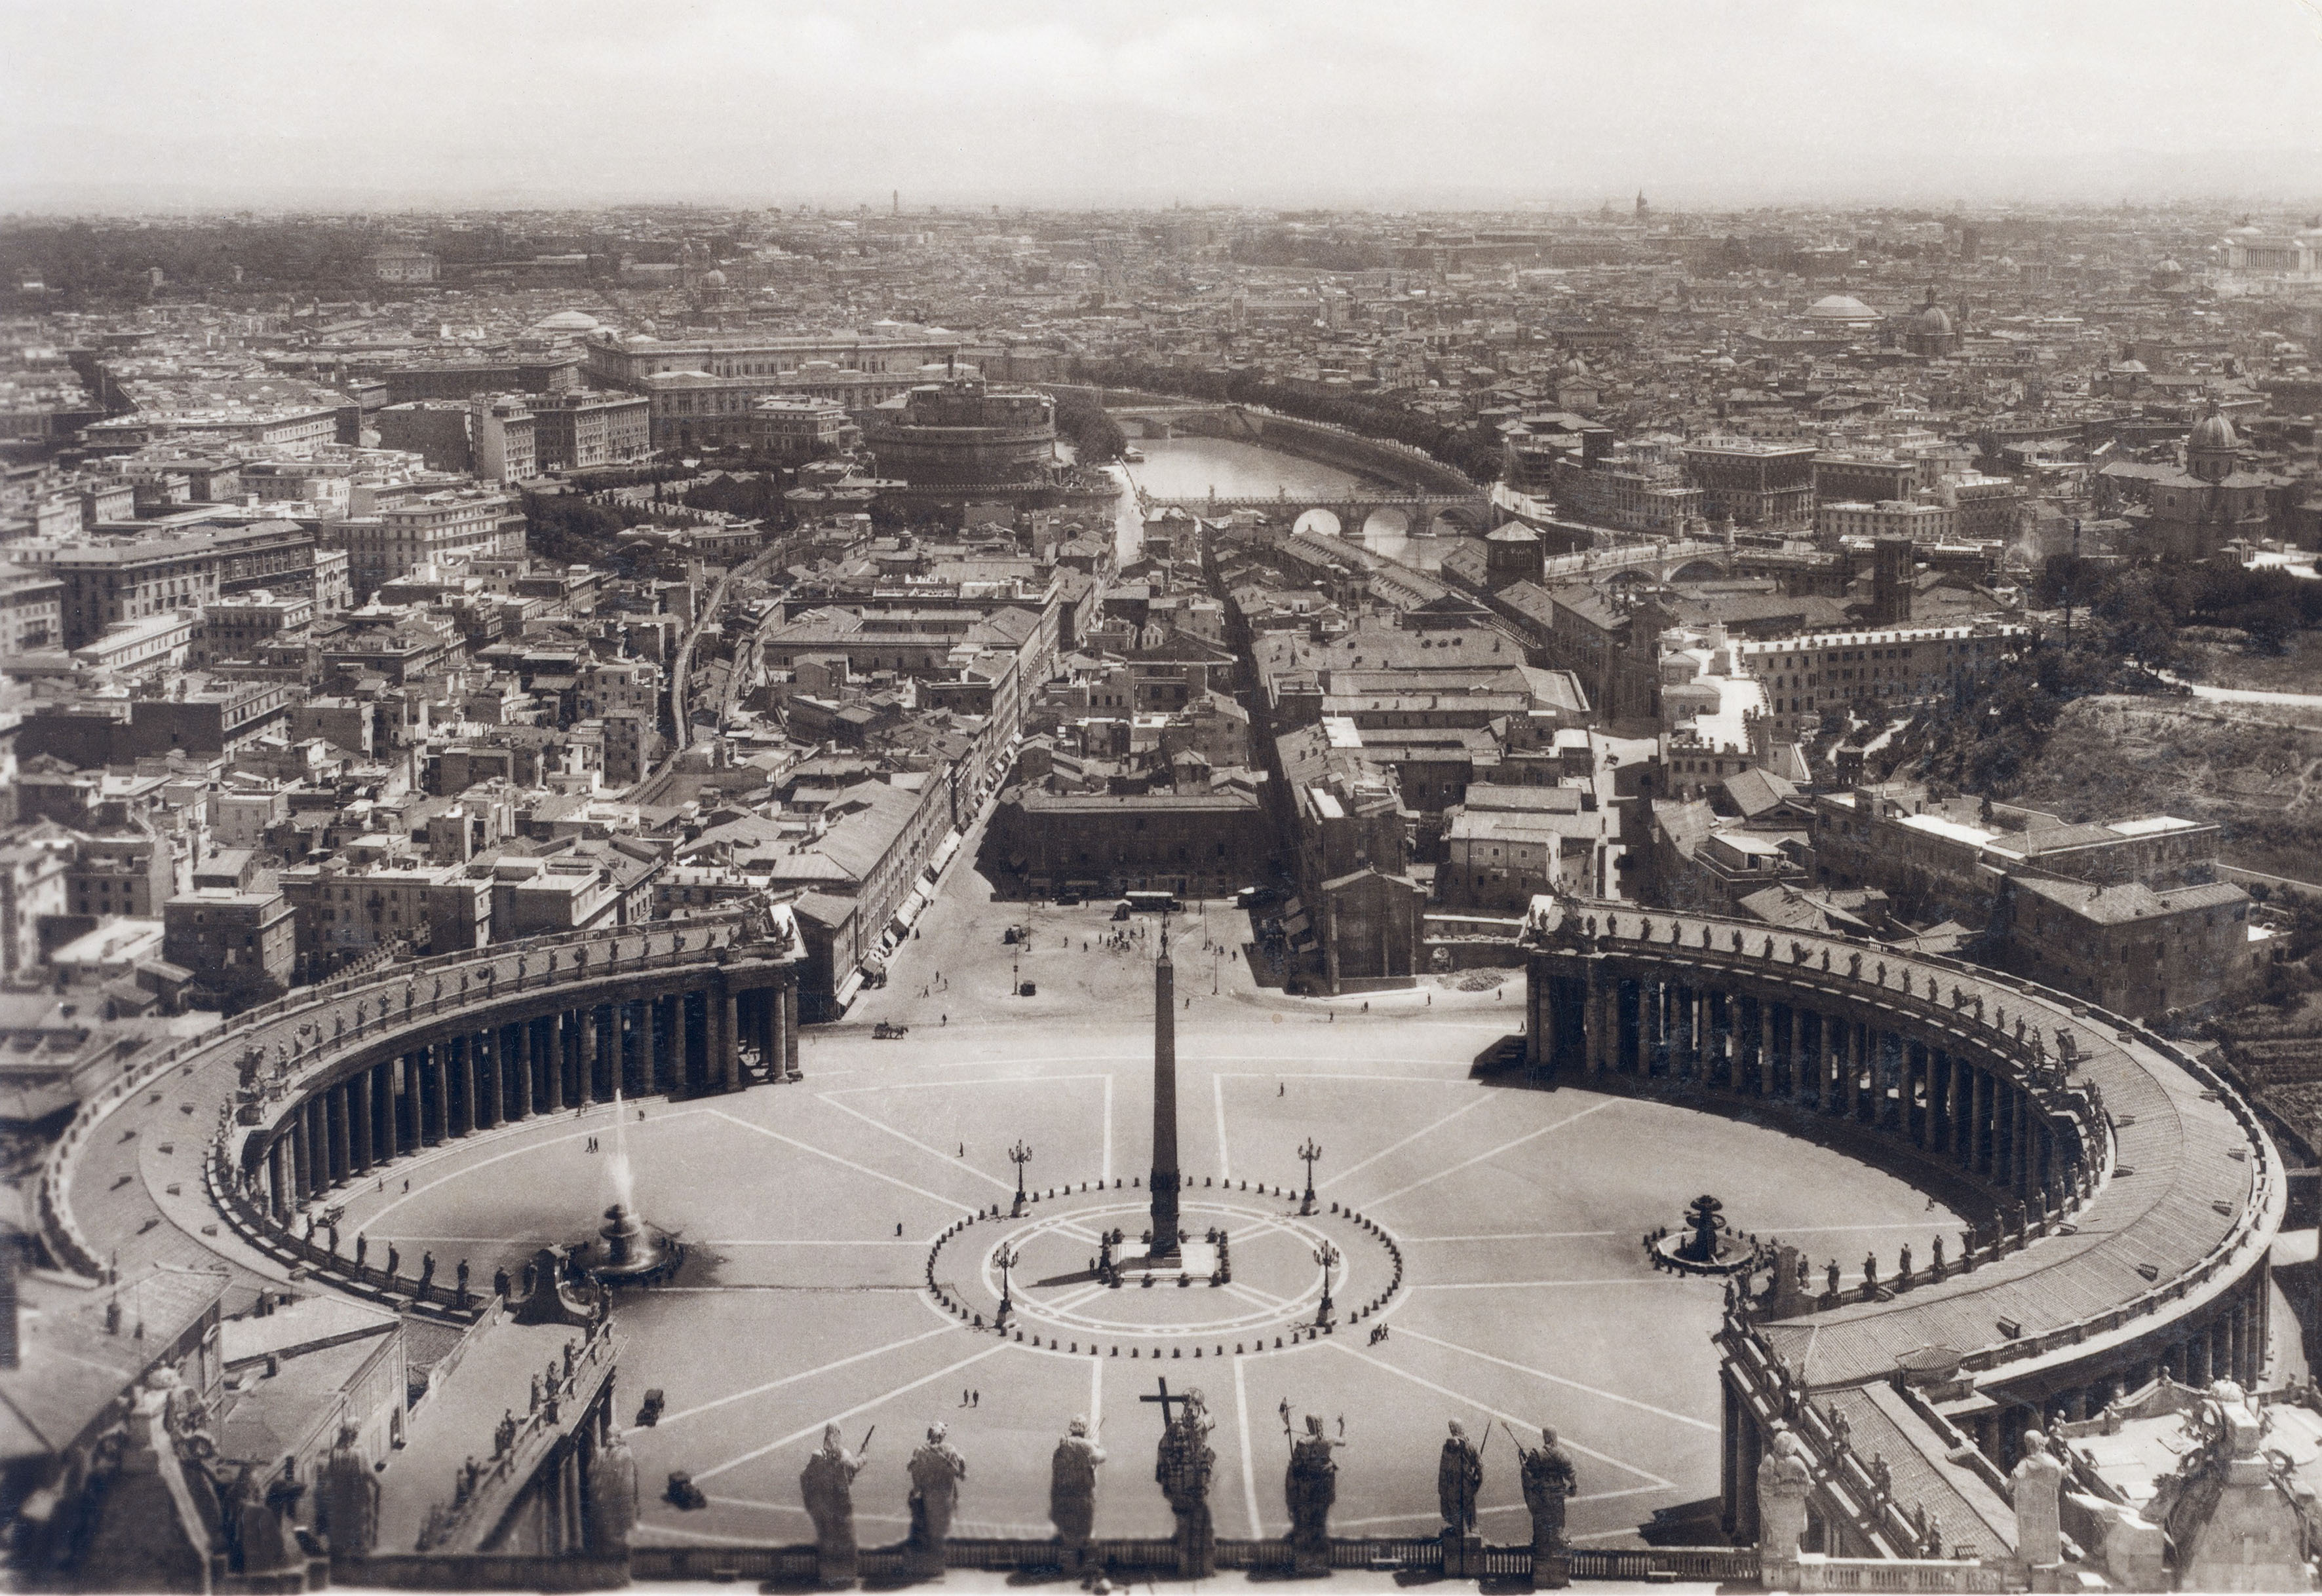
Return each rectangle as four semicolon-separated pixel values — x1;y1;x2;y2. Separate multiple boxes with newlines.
7;180;2322;222
6;0;2321;220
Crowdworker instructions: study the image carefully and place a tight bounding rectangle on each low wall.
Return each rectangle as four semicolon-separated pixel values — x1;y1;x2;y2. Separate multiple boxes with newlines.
338;1553;629;1590
628;1536;1758;1583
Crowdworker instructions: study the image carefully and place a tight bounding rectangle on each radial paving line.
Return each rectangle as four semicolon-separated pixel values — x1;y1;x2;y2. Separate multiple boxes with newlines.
1364;1099;1619;1206
1233;1354;1264;1539
694;1342;1011;1483
1325;1340;1675;1490
810;1092;1017;1191
1420;1279;1669;1290
636;1321;963;1434
1212;1074;1232;1180
1319;1093;1495;1191
1385;1324;1718;1432
705;1109;979;1214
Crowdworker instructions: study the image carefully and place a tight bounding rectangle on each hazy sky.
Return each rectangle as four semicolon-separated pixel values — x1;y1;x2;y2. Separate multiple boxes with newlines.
5;0;2321;212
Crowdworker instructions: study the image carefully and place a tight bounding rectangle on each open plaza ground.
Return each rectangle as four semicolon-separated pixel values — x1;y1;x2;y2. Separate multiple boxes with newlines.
313;854;1966;1559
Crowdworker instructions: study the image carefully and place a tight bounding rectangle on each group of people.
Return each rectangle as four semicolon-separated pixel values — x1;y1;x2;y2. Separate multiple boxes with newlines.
790;1402;1580;1584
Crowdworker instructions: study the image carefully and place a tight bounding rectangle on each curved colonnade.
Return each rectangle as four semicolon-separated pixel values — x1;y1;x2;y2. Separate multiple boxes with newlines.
42;907;804;1314
1519;898;2285;1549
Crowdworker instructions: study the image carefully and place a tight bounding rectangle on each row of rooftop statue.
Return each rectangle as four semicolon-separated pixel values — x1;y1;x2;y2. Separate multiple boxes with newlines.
788;1394;1579;1586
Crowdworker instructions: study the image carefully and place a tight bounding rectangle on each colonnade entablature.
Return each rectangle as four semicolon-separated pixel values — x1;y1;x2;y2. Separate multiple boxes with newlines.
41;902;805;1293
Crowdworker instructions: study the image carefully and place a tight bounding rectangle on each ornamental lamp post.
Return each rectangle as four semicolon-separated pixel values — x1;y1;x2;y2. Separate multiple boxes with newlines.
1009;1139;1034;1216
1298;1137;1323;1216
1313;1240;1340;1325
995;1240;1020;1328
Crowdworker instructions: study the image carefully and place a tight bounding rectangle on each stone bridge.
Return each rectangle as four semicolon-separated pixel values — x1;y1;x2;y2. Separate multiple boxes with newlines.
1142;487;1498;537
1518;898;2282;1542
39;904;803;1310
1108;403;1224;439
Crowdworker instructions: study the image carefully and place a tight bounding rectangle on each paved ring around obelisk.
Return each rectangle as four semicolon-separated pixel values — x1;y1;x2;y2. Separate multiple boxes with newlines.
925;1182;1405;1350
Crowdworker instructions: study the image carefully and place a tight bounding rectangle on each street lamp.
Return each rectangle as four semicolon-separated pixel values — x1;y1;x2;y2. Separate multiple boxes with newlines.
1009;1139;1034;1215
1313;1240;1340;1325
1298;1137;1323;1216
995;1240;1020;1327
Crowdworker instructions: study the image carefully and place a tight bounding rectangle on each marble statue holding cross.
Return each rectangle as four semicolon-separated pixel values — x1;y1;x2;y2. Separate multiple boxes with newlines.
1149;1380;1215;1579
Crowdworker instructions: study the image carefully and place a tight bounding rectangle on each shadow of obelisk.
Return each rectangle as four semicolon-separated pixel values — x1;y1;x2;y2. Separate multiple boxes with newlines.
1149;922;1181;1262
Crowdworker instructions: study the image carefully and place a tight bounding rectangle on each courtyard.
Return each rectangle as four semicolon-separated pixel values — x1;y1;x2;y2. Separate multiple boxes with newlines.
317;873;1960;1556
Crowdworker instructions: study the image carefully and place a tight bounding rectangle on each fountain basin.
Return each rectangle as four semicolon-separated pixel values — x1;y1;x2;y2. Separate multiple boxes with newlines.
590;1202;684;1287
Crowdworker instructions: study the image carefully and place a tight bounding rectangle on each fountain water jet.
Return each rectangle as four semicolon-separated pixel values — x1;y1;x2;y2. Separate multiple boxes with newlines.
589;1080;683;1286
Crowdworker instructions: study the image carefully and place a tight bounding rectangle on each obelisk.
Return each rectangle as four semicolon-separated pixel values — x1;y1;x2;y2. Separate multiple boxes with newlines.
1149;923;1181;1260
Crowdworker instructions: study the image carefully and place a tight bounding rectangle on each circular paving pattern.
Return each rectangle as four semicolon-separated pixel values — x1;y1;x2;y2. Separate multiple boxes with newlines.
925;1181;1404;1353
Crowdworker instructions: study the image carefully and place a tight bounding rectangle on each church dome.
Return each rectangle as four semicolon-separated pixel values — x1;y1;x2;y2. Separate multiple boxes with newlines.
2190;406;2239;453
1805;294;1880;323
1914;299;1953;336
701;269;729;288
532;309;600;333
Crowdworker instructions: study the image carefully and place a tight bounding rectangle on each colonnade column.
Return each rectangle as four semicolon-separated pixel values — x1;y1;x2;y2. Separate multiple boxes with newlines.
1840;1023;1860;1120
372;1062;391;1164
322;1084;348;1187
347;1076;372;1175
480;1031;503;1130
720;985;742;1093
307;1096;330;1188
783;979;800;1078
753;991;778;1082
454;1036;476;1138
423;1045;446;1145
511;1020;533;1118
542;1016;566;1112
1971;1067;1992;1177
577;1008;598;1107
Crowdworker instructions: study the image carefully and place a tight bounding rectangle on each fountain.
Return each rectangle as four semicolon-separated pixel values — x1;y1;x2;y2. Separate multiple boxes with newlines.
1648;1192;1754;1276
587;1084;684;1287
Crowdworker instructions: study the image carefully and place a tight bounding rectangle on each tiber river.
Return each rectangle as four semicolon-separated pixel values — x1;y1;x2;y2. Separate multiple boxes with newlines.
1103;434;1442;571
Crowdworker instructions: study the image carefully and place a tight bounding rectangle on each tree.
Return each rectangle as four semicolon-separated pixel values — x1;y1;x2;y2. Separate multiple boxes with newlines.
2238;600;2298;657
2095;572;2178;674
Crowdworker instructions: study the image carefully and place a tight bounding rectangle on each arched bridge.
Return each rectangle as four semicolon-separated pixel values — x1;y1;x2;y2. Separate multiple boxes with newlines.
1519;898;2282;1538
1142;487;1498;537
39;905;804;1316
1109;403;1226;438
